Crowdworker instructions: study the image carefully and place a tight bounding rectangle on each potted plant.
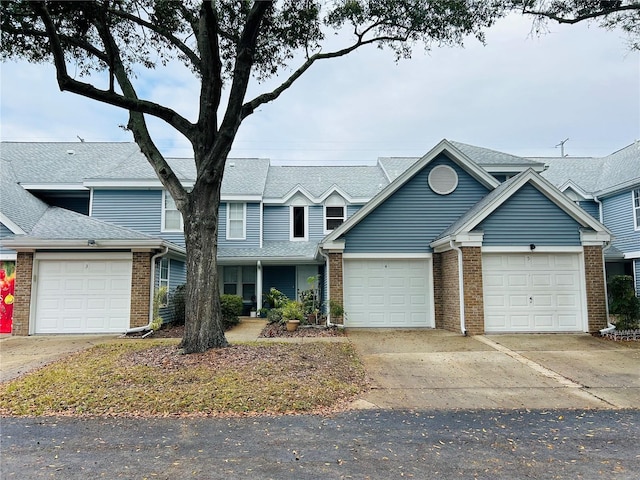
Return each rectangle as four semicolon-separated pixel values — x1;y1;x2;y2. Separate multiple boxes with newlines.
282;300;304;331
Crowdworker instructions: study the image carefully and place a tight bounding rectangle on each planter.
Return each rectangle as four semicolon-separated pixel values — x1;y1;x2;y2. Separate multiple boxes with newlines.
250;311;257;318
286;320;300;332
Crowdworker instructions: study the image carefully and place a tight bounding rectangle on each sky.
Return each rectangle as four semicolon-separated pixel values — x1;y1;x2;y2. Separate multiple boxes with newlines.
1;13;639;165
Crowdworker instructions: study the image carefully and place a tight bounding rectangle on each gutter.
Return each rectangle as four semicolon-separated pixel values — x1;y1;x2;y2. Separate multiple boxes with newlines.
450;240;467;336
124;246;169;335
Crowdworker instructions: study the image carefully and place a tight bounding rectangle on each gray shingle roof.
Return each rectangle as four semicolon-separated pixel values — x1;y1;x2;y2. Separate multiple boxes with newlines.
537;142;640;197
1;159;49;232
263;165;388;200
451;141;544;167
218;241;319;260
1;142;141;184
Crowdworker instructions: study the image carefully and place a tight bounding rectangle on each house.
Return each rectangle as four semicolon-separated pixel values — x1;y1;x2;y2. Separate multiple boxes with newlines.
1;139;626;336
535;142;640;296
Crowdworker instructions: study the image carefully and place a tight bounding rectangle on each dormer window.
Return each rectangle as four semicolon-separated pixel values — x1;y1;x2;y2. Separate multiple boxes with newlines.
292;206;307;240
324;193;346;233
634;188;640;230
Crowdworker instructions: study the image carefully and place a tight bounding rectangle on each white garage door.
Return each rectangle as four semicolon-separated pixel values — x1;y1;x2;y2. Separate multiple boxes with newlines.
343;257;434;327
483;252;585;332
35;256;132;334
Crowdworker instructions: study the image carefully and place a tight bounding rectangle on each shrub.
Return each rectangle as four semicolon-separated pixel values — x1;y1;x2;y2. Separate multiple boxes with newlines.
221;294;243;330
172;284;186;325
282;300;304;322
151;286;167;330
329;299;344;318
264;288;288;309
266;308;283;324
608;275;640;330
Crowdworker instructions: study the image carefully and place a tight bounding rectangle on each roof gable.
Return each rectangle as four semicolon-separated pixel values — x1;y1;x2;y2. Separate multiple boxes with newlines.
323;139;500;244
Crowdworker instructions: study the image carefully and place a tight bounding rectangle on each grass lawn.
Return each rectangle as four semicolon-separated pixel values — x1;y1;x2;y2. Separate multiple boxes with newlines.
0;340;367;417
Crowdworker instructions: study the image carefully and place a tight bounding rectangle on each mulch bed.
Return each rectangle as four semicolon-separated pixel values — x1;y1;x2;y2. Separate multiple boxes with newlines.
124;322;343;339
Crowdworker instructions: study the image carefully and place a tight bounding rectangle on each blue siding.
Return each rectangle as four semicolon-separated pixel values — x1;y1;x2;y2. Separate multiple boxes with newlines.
479;183;582;246
308;205;324;240
263;206;289;241
218;203;261;248
91;189;185;247
635;259;640;296
347;205;362;217
0;223;16;259
156;257;186;324
577;200;600;220
343;155;490;253
603;190;639;254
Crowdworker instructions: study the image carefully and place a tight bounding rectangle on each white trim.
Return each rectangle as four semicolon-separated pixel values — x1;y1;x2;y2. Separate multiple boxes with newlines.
19;183;88;190
633;188;640;231
481;245;584;253
158;257;170;307
580;230;611;246
85;179;194;189
221;194;263;202
324;204;346;234
343;252;432;259
320;240;345;252
428;164;458;195
1;239;185;254
161;190;183;232
0;253;17;261
88;188;95;216
0;214;25;234
226;202;247;240
35;251;134;261
259;202;264;249
559;181;593;200
290;205;308;241
264;185;367;206
623;250;640;259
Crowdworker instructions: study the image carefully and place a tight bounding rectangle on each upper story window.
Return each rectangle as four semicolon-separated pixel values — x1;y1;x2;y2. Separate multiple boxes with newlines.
324;193;346;233
162;191;183;232
227;203;246;240
291;205;307;240
634;188;640;230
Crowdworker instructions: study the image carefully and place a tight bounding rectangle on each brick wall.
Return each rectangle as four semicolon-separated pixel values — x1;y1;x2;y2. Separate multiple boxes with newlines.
328;252;344;325
432;253;443;328
461;247;484;335
130;252;152;328
583;245;607;332
439;249;460;333
12;252;33;336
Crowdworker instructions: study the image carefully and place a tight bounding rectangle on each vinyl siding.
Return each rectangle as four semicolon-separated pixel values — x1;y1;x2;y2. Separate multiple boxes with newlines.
479;183;582;246
577;200;600;220
0;223;17;259
156;257;186;324
343;156;490;253
347;205;362;217
635;259;640;296
308;205;325;240
91;189;185;247
218;203;260;248
263;206;289;241
602;190;640;254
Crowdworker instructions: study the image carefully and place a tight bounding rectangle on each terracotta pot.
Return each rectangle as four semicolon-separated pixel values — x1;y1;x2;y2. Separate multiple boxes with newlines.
286;320;300;332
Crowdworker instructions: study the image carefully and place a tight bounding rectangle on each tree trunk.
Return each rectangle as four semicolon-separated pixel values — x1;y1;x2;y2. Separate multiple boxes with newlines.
180;175;228;353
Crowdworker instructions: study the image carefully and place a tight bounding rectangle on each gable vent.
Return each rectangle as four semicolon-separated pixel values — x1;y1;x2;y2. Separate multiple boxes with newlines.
428;165;458;195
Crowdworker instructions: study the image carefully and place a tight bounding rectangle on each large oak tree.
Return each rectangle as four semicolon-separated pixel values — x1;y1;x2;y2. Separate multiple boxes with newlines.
0;0;509;353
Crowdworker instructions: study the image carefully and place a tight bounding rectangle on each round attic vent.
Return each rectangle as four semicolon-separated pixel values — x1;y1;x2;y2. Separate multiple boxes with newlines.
428;165;458;195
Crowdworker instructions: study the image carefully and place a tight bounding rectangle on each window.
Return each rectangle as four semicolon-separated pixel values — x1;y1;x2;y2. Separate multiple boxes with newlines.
227;203;246;240
158;257;170;306
162;191;183;231
634;188;640;230
325;206;345;232
222;266;256;302
291;205;307;240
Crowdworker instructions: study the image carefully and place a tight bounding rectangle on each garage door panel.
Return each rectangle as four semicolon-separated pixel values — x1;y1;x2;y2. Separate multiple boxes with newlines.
35;258;132;334
483;253;584;332
344;258;433;328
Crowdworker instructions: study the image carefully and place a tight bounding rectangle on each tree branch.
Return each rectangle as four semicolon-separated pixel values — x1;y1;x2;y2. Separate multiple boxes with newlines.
523;3;640;25
32;1;196;140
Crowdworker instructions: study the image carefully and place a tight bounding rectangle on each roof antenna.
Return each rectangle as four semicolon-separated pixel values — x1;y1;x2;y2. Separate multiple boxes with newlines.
555;138;569;157
77;135;85;143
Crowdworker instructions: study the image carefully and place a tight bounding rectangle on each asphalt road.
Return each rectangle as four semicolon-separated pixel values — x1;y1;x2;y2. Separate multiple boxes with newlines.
2;409;638;479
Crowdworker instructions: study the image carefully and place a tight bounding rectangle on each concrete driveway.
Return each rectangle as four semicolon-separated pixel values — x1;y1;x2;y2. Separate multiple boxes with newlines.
347;329;640;410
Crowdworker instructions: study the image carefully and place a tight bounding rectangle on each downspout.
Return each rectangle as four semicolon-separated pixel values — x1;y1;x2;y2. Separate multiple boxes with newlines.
450;240;466;336
125;246;169;334
256;260;263;310
318;247;335;327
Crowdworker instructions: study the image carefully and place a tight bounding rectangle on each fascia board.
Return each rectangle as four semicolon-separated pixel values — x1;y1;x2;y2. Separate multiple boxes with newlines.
623;250;640;259
0;213;26;234
221;194;263;202
596;178;640;198
317;185;356;204
559;180;593;199
324;139;499;243
318;240;345;252
84;179;195;189
20;183;88;190
280;185;314;205
580;230;611;245
0;238;185;253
